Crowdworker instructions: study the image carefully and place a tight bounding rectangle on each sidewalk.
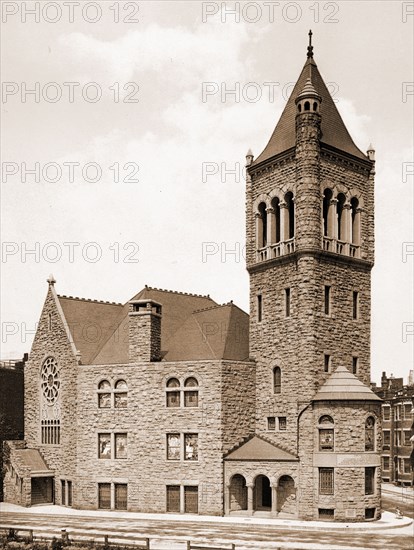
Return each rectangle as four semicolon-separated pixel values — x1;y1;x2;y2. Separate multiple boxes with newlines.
1;502;412;533
382;483;414;499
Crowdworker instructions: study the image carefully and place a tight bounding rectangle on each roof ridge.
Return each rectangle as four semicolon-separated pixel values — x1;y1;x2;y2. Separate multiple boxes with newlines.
193;301;234;314
144;285;211;299
58;295;123;306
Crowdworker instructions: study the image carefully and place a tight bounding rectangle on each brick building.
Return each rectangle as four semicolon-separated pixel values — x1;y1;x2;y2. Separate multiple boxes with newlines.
373;373;414;486
4;36;383;521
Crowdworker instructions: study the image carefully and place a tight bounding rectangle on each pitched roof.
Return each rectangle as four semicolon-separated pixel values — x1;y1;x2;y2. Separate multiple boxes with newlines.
252;56;368;166
58;296;125;365
224;435;298;461
14;449;53;477
57;287;249;364
313;365;382;402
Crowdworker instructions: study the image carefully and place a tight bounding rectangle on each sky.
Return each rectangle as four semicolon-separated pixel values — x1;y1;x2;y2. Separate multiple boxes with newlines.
1;0;413;385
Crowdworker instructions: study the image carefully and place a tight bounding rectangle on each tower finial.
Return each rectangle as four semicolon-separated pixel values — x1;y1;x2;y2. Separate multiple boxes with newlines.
307;29;313;58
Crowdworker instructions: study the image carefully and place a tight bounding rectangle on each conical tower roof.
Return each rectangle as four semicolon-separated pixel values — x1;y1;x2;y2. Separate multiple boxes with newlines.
296;78;321;101
313;365;381;402
253;55;368;165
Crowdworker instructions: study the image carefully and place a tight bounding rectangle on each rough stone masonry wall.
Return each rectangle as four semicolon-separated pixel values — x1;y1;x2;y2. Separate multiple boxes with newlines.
128;313;161;362
221;361;256;454
75;359;254;515
298;401;381;521
23;286;79;507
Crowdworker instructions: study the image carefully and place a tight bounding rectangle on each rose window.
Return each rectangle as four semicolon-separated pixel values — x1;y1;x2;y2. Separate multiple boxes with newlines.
41;357;60;404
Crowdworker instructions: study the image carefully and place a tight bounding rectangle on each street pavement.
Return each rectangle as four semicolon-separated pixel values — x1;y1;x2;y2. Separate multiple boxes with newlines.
0;502;413;550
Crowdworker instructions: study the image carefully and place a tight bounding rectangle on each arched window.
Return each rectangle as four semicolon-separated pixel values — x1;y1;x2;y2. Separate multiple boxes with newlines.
319;415;334;451
271;197;281;243
323;189;333;237
114;380;128;409
273;367;281;394
257;202;267;248
98;380;111;409
184;377;199;408
166;378;180;408
351;197;360;245
304;101;310;111
98;379;128;409
365;416;375;451
313;101;318;112
166;377;200;408
337;193;346;240
285;192;295;239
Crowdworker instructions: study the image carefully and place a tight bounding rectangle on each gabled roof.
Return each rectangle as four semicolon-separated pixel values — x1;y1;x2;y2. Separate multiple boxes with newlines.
252;56;368;166
224;435;298;461
58;296;125;365
313;365;382;402
57;287;249;364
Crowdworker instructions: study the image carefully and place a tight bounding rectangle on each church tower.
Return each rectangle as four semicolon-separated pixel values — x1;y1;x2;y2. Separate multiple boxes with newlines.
245;32;381;521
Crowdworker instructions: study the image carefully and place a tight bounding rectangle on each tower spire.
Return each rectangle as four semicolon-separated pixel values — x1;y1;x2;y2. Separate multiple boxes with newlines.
307;29;313;58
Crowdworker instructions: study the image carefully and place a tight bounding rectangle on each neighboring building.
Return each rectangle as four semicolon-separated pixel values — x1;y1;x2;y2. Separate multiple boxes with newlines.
374;372;414;486
0;355;26;500
4;35;382;521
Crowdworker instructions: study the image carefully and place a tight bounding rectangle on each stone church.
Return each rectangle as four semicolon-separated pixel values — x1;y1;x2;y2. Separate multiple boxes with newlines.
4;36;382;521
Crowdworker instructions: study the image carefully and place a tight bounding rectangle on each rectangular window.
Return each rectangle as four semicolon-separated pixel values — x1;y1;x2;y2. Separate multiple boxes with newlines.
184;486;198;514
267;417;276;431
383;456;390;470
285;288;291;317
404;403;412;418
365;508;376;520
395;406;400;421
352;357;358;375
318;508;334;520
352;291;359;319
115;484;128;510
365;467;375;495
184;390;198;408
383;431;390;447
166;391;180;408
319;429;334;451
404;459;411;474
67;481;72;507
324;354;331;373
61;480;66;505
114;392;127;409
98;393;111;409
319;468;334;495
167;433;181;460
404;431;411;446
395;431;402;447
98;483;111;509
278;417;287;431
257;294;262;322
115;433;127;459
98;434;111;459
184;434;198;461
383;407;390;421
324;286;331;315
41;419;60;445
166;485;180;513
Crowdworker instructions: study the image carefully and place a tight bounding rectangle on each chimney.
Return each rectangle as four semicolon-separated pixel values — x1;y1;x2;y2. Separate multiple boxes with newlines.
128;299;162;362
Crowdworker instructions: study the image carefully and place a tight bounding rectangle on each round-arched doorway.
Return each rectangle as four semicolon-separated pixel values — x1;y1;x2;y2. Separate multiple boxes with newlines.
277;475;296;515
229;474;248;512
253;475;272;511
